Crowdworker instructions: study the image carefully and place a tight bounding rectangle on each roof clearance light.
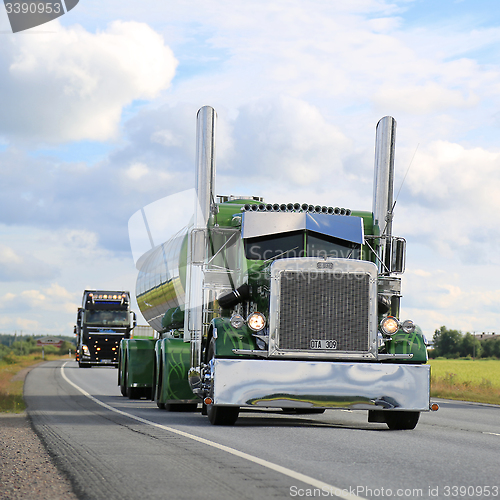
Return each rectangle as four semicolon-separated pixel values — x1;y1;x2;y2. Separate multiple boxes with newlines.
247;312;266;332
380;316;400;336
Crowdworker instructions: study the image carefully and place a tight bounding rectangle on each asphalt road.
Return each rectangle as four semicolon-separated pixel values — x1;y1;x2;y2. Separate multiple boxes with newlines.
25;360;500;500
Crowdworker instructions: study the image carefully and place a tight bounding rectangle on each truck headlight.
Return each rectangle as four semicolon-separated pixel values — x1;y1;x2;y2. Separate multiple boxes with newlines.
401;319;416;334
82;344;90;355
230;314;245;329
247;312;266;332
380;316;399;336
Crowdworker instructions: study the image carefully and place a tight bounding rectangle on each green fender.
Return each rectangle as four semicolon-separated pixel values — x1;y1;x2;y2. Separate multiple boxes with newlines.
211;317;258;357
118;338;129;387
124;339;156;388
385;325;428;363
157;337;197;403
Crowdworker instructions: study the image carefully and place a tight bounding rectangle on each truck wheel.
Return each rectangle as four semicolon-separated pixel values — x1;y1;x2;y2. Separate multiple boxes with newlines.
156;362;166;409
206;340;239;425
142;388;153;400
165;403;198;412
282;408;325;415
119;360;128;397
385;411;420;430
207;405;239;425
127;386;141;399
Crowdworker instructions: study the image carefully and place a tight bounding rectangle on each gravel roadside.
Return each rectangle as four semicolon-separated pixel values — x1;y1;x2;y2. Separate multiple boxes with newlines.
0;363;79;500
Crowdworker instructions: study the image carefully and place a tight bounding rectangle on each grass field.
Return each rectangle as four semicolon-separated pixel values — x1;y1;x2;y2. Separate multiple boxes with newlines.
429;358;500;405
0;352;72;413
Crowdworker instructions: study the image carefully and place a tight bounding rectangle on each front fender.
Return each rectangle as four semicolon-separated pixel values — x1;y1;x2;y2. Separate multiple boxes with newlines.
211;317;258;357
384;325;428;363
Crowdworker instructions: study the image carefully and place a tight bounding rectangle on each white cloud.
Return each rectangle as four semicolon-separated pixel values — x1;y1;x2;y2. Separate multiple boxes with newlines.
0;283;78;315
0;243;57;282
126;162;149;181
407;141;500;208
0;20;177;143
219;97;352;188
374;83;479;114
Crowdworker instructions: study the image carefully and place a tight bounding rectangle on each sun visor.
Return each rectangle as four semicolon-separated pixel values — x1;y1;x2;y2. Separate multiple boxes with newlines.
241;212;364;245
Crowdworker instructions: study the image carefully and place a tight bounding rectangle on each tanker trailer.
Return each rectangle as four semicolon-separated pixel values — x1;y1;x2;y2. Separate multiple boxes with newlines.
120;106;437;428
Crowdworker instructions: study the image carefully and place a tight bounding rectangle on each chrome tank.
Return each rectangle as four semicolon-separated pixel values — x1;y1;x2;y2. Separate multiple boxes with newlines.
135;227;188;332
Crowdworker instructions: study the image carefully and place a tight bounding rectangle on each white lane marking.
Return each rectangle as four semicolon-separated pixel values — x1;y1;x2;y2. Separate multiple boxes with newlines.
61;362;365;500
484;432;500;436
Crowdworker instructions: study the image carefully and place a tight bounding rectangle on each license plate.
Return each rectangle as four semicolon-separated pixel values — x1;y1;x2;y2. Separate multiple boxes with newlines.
100;359;112;363
310;339;337;350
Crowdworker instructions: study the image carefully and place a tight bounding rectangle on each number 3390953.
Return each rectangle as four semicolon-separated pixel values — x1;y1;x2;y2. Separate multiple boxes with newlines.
5;3;62;14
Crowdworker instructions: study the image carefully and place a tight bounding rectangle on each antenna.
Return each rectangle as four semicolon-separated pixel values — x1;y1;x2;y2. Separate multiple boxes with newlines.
393;143;419;208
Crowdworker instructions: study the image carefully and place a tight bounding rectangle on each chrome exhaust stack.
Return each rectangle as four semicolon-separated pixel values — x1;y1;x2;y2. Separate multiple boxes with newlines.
372;116;396;275
186;107;217;390
195;106;217;227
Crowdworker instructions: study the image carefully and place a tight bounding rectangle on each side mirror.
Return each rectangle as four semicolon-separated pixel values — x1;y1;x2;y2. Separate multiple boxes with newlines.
73;325;77;334
391;237;406;274
131;311;137;329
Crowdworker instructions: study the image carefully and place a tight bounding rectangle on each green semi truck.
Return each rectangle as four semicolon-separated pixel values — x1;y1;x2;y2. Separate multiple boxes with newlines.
118;106;437;428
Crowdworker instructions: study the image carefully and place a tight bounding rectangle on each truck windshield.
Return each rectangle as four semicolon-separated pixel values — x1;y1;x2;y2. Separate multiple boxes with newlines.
244;231;360;260
307;233;360;259
84;310;129;326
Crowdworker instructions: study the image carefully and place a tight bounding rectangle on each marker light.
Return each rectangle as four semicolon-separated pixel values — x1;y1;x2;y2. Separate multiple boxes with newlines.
230;315;245;329
380;316;399;336
401;319;416;334
247;312;266;332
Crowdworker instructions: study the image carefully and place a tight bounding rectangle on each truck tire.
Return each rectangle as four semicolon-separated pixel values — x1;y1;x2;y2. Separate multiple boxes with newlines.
282;408;325;415
205;340;239;426
119;359;128;397
385;411;420;430
155;361;166;409
142;388;153;400
127;386;141;399
165;403;198;412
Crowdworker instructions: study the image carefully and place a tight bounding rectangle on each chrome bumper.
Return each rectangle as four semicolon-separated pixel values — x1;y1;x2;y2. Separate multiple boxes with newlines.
212;359;430;411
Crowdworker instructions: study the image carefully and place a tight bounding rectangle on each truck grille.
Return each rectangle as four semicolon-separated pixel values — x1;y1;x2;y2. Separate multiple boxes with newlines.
87;334;121;362
271;261;376;357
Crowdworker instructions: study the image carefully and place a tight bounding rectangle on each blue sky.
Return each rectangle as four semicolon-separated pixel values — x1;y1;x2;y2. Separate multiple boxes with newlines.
0;0;500;338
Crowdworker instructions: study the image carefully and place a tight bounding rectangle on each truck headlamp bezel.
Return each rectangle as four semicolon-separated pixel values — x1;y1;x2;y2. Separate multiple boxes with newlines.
230;314;245;329
401;319;416;334
380;316;400;337
247;312;266;332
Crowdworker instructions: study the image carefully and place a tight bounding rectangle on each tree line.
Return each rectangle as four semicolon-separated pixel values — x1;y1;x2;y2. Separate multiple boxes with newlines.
0;334;75;362
430;326;500;359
